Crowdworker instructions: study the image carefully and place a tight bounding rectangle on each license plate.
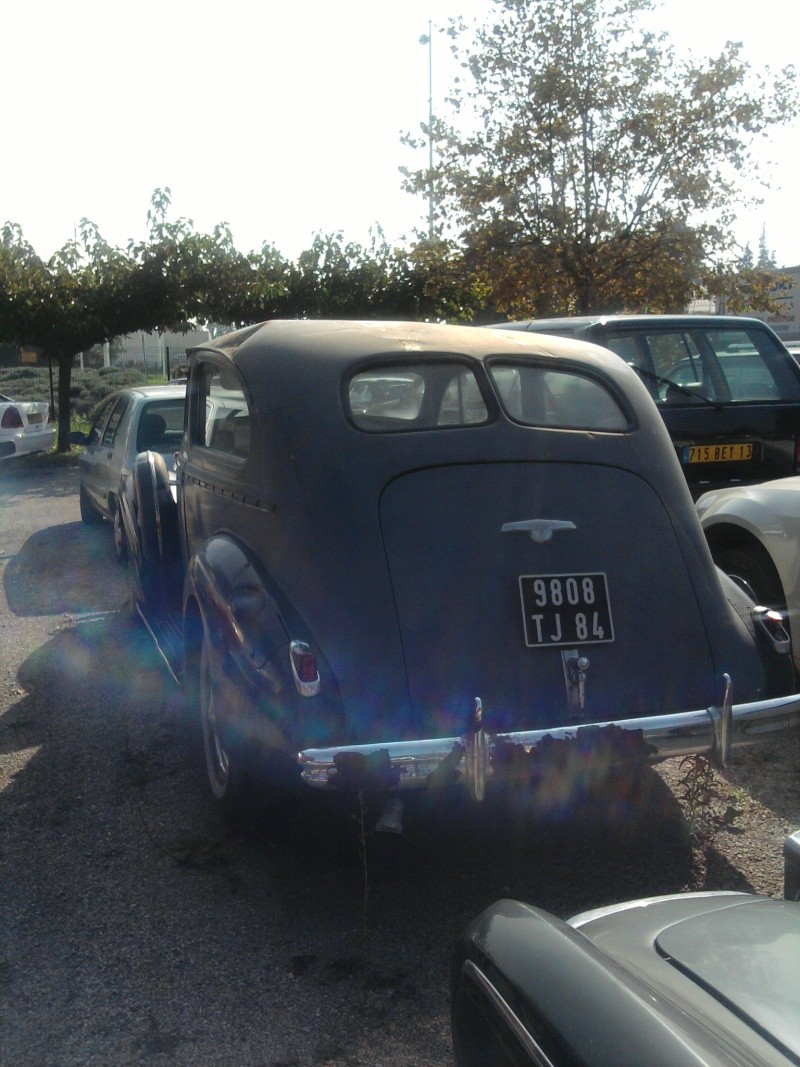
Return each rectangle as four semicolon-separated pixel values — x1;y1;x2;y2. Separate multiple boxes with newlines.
27;412;42;424
681;443;753;464
519;572;614;648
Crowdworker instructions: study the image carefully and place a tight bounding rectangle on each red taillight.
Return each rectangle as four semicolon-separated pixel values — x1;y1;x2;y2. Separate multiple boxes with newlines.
292;645;317;682
289;640;320;696
1;406;23;429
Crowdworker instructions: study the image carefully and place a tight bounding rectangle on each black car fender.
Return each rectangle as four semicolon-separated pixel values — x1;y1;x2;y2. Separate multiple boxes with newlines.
187;534;290;687
716;567;795;698
184;534;344;750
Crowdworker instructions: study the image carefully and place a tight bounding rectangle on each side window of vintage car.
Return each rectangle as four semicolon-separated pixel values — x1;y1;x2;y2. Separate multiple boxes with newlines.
438;370;489;425
195;363;251;459
490;364;628;430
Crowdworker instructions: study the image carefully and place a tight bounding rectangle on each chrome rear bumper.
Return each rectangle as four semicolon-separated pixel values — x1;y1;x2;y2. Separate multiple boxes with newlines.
297;685;800;796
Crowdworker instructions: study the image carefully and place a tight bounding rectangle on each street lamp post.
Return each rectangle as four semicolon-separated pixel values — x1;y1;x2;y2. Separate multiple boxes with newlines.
419;21;434;239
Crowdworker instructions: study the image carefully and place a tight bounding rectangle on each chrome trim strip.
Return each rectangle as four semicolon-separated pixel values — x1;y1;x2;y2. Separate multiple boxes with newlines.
297;693;800;789
135;603;180;686
461;960;555;1067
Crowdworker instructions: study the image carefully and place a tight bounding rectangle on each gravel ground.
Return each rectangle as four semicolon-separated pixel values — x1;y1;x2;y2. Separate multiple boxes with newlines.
2;459;800;1066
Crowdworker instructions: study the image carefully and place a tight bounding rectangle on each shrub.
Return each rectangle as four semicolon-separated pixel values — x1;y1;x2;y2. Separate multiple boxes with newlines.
0;362;163;418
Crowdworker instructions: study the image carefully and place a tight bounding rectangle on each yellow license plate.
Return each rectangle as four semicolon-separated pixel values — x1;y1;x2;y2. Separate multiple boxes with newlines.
682;443;753;464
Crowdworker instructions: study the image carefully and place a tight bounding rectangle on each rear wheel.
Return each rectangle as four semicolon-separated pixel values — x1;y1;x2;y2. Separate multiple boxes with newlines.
715;546;786;611
199;638;246;816
79;484;102;525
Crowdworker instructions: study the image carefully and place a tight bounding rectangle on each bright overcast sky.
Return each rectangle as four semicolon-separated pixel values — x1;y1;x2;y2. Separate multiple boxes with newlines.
2;0;798;267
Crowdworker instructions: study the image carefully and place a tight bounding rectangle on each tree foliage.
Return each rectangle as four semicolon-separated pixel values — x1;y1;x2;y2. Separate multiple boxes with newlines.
0;190;477;448
402;0;797;316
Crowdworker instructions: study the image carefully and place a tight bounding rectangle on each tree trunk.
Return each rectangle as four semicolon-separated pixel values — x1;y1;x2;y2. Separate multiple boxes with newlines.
55;349;75;453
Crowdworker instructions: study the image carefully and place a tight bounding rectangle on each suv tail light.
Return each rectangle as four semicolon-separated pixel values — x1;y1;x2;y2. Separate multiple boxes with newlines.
1;406;24;429
289;640;320;696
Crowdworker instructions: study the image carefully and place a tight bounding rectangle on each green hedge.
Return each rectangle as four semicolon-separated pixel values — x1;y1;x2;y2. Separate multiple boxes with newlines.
0;365;165;420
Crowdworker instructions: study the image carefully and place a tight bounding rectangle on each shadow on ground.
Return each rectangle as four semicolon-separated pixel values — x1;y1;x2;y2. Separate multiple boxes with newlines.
0;609;703;1067
3;519;128;617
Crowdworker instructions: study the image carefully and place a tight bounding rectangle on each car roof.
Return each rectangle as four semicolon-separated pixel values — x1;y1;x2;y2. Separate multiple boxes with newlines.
115;383;187;400
191;318;629;378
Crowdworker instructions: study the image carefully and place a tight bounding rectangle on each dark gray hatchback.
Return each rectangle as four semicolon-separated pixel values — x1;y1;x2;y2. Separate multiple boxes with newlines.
492;315;800;497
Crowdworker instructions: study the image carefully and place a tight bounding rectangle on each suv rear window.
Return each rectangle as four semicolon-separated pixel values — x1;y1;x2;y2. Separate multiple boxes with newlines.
604;326;800;404
490;364;628;431
348;365;488;430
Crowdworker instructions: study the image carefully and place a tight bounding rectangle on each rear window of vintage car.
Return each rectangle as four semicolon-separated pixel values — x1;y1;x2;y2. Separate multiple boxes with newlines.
347;365;489;430
489;364;628;430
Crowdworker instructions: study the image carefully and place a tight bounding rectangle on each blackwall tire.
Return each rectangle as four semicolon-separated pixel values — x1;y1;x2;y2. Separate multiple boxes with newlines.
131;452;178;609
199;638;246;817
134;453;167;564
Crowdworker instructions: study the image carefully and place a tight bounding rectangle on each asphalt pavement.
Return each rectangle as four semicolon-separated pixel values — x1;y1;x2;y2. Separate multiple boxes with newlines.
0;460;742;1066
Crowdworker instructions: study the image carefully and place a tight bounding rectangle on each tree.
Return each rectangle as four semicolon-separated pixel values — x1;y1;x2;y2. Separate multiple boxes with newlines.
0;192;480;450
757;225;777;269
0;191;257;450
402;0;797;316
0;220;145;450
270;230;479;322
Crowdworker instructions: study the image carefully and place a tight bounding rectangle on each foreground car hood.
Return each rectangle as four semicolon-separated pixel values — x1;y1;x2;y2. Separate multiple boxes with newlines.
455;894;800;1067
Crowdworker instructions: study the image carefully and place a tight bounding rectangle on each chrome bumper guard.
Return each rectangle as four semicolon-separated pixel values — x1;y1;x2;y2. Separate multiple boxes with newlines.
298;684;800;798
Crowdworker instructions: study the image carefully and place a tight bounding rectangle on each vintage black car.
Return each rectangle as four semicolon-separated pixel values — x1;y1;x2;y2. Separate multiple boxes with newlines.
491;315;800;498
121;320;800;825
451;893;800;1066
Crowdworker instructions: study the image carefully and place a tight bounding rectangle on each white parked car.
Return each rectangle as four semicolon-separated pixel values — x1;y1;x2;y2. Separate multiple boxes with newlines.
697;477;800;672
0;392;56;461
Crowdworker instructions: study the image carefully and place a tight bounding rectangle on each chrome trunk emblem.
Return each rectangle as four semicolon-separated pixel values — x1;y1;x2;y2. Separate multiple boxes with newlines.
502;519;576;543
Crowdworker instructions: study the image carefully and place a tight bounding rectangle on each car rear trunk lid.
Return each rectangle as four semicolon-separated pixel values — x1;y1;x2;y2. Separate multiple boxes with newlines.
380;461;715;737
